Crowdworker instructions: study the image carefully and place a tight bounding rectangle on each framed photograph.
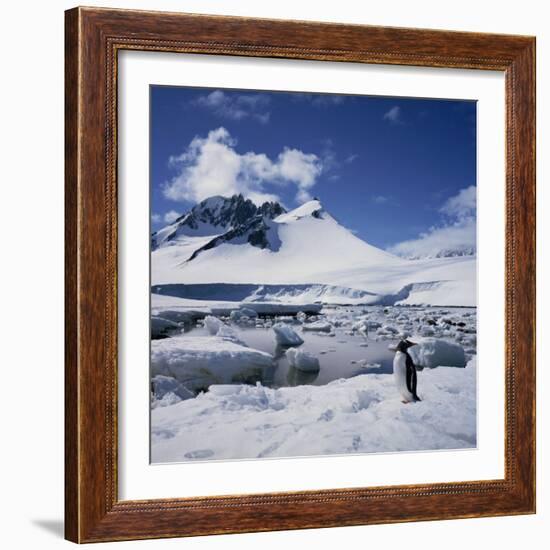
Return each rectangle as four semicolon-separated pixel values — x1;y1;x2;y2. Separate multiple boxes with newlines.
65;7;536;543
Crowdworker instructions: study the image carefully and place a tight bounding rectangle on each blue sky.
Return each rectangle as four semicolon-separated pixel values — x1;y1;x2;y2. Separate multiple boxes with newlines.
151;86;476;253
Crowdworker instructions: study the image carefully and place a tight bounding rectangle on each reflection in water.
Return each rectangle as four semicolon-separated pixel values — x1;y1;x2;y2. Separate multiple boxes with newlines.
179;306;402;390
239;324;395;387
286;365;320;386
273;344;287;361
154;306;476;397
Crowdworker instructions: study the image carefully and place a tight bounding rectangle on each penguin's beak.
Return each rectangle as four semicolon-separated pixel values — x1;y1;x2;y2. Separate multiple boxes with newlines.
407;340;418;347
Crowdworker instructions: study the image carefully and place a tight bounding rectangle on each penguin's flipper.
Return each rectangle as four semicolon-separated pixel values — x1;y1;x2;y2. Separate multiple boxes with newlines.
405;354;415;394
406;354;421;402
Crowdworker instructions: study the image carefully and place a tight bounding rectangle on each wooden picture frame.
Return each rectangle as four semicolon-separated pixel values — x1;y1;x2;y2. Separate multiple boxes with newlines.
65;6;536;543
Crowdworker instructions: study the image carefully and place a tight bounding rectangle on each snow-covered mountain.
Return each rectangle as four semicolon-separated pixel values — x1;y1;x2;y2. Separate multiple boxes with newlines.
152;195;476;307
152;195;284;250
396;246;476;261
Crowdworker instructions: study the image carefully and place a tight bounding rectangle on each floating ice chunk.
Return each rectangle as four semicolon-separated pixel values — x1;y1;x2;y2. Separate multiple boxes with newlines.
204;315;224;336
409;337;467;368
151;316;181;339
203;315;244;344
217;325;246;344
302;321;332;333
286;348;320;372
296;311;307;323
239;307;259;318
276;315;299;324
229;309;243;323
272;323;304;346
229;309;258;324
151;336;274;392
361;362;382;369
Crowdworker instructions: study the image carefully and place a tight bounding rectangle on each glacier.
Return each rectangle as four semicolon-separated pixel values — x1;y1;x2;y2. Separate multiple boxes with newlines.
151;195;476;308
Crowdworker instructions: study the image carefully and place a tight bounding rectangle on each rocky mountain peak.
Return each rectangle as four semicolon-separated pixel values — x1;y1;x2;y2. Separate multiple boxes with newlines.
152;194;287;249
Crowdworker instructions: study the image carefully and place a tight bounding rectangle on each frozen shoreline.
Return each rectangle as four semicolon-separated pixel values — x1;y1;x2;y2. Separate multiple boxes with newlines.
151;358;477;463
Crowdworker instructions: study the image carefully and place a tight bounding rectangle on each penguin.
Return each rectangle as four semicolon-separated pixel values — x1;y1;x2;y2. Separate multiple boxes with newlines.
393;339;421;403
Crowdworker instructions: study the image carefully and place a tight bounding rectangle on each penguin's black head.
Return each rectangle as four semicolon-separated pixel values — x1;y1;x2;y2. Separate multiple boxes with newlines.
396;339;417;352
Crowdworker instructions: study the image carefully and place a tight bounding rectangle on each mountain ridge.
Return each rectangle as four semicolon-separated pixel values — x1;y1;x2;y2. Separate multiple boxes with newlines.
152;194;285;250
151;194;476;306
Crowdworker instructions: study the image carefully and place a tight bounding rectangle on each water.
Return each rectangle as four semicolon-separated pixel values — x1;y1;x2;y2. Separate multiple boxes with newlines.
188;322;395;387
182;305;404;388
155;304;476;392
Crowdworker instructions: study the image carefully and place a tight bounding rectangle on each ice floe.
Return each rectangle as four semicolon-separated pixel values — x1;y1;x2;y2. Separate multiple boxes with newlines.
272;323;304;347
286;348;321;372
409;337;467;369
151;335;274;393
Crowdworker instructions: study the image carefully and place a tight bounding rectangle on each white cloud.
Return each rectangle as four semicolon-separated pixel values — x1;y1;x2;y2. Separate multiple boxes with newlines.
383;105;402;124
389;219;476;259
164;127;322;205
163;210;181;224
440;185;476;218
388;185;476;259
193;90;270;123
151;213;161;224
372;195;389;204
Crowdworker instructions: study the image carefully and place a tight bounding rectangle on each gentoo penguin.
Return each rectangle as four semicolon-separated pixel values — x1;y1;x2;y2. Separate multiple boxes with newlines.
393;339;421;403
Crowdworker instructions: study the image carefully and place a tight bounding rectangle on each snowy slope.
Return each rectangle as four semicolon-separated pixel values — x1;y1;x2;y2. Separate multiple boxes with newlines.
152;194;284;249
153;198;400;283
152;196;476;307
152;358;477;462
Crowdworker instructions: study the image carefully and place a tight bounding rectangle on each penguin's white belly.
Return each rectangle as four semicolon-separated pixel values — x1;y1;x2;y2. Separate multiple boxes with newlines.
393;352;415;402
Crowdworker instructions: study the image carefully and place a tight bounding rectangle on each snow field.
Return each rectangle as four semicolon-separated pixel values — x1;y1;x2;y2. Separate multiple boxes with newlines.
152;358;477;462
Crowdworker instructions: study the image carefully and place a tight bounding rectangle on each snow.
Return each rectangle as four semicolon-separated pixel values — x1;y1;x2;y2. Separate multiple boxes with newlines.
272;323;304;346
296;311;307;322
203;315;224;335
149;194;478;462
152;199;476;307
238;307;258;318
203;315;244;344
302;320;333;333
286;348;321;372
151;316;182;339
151;292;322;318
151;375;194;408
409;337;467;369
274;199;324;222
151;335;274;392
243;283;379;306
151;293;214;322
151;358;477;462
